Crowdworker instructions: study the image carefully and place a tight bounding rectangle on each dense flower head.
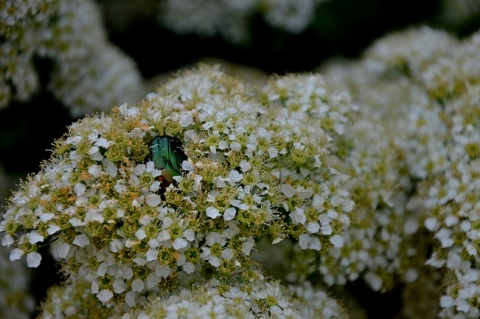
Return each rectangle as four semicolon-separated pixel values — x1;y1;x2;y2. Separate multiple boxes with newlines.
0;0;143;115
0;64;357;310
124;267;347;319
320;26;480;318
253;106;416;292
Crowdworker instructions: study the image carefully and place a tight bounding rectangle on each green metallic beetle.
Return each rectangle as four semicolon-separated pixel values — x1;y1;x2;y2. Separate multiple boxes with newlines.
150;135;188;193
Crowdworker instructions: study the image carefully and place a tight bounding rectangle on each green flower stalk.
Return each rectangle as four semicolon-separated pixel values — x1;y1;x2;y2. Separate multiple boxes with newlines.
1;64;357;311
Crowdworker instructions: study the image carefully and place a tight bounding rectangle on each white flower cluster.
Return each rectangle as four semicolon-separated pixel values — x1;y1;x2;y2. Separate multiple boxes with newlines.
160;0;326;43
125;269;346;319
320;26;480;318
289;281;347;318
0;64;357;313
0;0;144;116
0;166;34;318
38;280;109;319
0;245;35;319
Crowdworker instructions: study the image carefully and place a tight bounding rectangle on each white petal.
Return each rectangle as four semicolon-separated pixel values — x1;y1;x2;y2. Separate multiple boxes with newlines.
424;217;439;231
88;146;104;161
73;234;90;247
223;208;236;221
183;229;195;241
113;279;126;294
88;164;102;177
182;160;194;172
173;238;188;250
73;183;86;196
440;295;454;308
309;237;321;250
239;160;251;172
135;229;146;240
299;234;310;249
146;249;158;261
206;206;220;219
330;235;344;248
28;232;44;244
228;170;243;182
26;252;42;268
306;222;320;233
202;121;214;129
1;234;14;246
180;112;193;127
52;241;71;259
94;138;110;148
9;248;24;261
132;279;145;292
230;142;241;151
97;289;114;303
106;161;118;177
272;237;283;244
145;194;161;207
282;184;296;198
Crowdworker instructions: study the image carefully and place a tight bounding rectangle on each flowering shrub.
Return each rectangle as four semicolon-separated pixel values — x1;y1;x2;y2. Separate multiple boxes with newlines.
0;0;143;116
2;15;480;316
1;64;357;316
321;26;480;318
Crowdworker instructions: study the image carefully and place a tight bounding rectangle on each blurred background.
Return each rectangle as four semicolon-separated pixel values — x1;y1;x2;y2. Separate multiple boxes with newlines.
1;0;480;318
